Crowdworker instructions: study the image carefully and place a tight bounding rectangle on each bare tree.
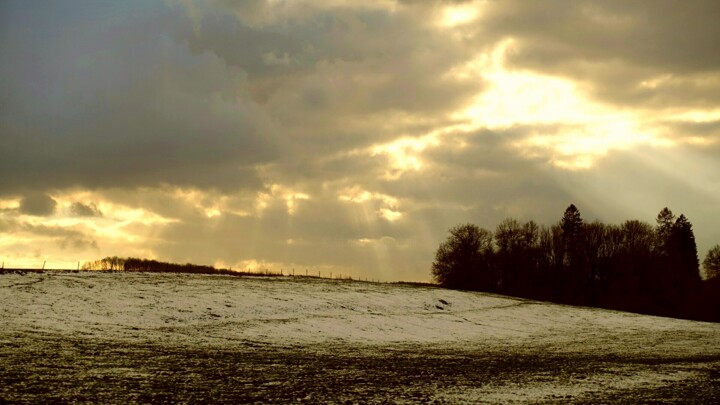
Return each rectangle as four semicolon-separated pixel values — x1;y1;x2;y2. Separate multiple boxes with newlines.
432;224;494;290
703;244;720;280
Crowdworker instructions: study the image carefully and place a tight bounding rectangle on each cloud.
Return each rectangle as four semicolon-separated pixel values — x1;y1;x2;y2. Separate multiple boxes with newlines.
473;0;720;109
174;1;483;153
70;202;103;218
0;1;277;195
1;1;719;278
18;193;57;216
0;216;99;253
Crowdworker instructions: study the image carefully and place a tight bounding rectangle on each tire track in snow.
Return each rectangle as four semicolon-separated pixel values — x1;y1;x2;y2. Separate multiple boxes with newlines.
1;275;46;289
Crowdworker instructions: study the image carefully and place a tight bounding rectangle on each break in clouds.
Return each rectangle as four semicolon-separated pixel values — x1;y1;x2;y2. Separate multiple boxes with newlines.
1;0;719;280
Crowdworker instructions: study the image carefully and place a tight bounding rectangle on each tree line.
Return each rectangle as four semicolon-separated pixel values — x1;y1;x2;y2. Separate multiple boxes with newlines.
432;205;720;322
81;257;278;277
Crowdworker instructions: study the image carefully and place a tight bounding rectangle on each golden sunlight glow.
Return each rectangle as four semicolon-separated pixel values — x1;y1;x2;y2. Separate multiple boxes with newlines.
254;184;310;216
235;259;289;272
204;208;222;218
171;188;251;218
639;74;673;89
457;40;592;127
0;198;20;210
654;112;720;147
338;186;402;222
664;109;720;123
237;259;262;271
338;189;373;203
255;191;271;213
110;207;177;225
371;135;439;179
0;189;182;268
31;192;177;229
338;186;398;206
276;186;310;215
378;208;402;222
515;120;674;170
440;1;483;27
0;233;34;246
451;39;680;169
285;195;308;215
683;136;717;146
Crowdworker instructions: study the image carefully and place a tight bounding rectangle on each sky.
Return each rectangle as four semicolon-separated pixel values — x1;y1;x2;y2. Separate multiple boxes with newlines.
1;0;719;281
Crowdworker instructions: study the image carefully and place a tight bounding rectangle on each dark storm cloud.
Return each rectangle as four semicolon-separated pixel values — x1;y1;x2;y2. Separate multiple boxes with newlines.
0;217;99;251
70;202;103;218
18;193;57;217
0;0;483;196
0;1;276;195
176;1;483;158
475;0;720;108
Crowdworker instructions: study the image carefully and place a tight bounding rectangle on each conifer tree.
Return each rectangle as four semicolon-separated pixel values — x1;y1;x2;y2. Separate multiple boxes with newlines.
656;207;675;253
559;204;586;303
670;214;700;282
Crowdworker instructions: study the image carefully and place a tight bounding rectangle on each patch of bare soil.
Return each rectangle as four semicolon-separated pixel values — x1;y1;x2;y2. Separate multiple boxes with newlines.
1;332;718;404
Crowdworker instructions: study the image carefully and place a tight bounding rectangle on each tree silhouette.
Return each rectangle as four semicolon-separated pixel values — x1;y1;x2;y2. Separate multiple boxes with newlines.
494;219;542;296
703;245;720;280
669;215;700;278
494;218;523;293
656;207;676;253
616;220;656;312
430;206;716;322
432;223;494;290
559;204;586;303
583;221;610;305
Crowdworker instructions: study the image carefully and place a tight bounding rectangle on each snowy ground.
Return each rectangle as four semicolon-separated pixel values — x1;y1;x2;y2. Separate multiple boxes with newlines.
1;271;719;403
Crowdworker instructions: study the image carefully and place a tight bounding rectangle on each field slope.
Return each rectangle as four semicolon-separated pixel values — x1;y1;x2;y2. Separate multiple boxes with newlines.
2;272;719;403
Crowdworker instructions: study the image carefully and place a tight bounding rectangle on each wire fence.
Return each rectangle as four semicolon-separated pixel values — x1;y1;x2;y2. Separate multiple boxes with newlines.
0;261;389;283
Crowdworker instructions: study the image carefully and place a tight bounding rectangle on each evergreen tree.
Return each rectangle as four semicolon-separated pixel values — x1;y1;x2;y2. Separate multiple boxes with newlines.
559;204;586;303
669;215;700;281
560;204;584;266
656;207;676;253
560;204;583;240
661;214;701;316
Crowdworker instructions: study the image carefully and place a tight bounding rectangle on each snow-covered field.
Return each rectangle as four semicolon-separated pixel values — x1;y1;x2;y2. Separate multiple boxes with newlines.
1;271;719;403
